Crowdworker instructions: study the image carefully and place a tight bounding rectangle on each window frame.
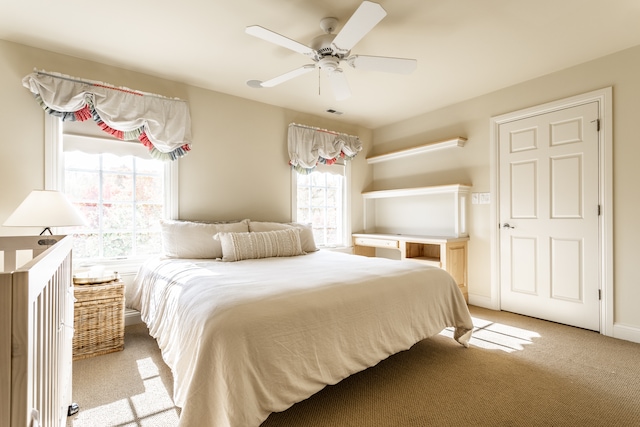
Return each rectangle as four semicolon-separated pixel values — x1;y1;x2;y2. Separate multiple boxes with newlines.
290;161;352;248
44;114;178;268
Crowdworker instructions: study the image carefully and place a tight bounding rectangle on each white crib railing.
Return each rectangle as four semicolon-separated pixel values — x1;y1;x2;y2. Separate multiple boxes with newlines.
0;235;74;427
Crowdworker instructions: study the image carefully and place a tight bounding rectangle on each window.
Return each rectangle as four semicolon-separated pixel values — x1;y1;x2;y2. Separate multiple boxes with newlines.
62;151;164;259
46;116;177;262
292;162;350;247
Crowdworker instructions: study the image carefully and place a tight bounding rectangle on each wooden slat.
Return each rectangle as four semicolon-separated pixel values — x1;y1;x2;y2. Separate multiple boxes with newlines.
0;235;73;427
11;268;31;427
0;273;12;427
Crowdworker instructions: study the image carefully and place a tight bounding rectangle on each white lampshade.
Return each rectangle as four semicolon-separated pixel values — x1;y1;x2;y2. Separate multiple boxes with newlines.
3;190;87;234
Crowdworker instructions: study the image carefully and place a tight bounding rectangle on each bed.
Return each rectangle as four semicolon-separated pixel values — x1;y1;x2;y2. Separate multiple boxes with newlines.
129;220;473;427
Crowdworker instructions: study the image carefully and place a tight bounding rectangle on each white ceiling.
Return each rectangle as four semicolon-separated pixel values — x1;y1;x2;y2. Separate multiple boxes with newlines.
2;0;640;129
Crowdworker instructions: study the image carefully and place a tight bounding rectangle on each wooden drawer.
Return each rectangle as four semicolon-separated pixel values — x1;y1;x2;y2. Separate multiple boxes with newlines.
354;237;399;249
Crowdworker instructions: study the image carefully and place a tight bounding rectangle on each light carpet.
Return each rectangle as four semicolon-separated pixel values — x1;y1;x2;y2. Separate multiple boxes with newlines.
66;306;640;426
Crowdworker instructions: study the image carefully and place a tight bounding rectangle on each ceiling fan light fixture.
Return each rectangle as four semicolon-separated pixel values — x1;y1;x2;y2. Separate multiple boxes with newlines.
327;69;351;101
318;57;340;72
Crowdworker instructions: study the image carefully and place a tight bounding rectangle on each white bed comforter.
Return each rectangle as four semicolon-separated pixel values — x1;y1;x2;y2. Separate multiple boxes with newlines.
130;250;473;427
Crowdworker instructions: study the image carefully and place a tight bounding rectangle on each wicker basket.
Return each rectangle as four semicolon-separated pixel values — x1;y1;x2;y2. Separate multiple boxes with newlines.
72;281;125;360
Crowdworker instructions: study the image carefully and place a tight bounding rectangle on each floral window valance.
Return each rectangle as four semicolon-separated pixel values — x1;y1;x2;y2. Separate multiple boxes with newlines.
22;69;192;161
288;123;362;174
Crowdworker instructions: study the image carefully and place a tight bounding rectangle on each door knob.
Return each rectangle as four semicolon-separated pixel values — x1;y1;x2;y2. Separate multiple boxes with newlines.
502;223;515;229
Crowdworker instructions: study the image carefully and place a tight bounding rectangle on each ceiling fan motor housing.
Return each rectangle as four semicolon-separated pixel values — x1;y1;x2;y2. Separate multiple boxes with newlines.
311;33;349;59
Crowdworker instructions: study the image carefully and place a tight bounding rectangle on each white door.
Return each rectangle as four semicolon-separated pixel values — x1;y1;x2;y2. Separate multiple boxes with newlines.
499;101;600;331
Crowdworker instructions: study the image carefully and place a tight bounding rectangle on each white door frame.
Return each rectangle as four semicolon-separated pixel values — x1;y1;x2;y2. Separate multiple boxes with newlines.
489;87;613;336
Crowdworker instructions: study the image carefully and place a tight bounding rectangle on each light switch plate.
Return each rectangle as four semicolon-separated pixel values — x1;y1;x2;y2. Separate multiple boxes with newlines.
472;192;490;204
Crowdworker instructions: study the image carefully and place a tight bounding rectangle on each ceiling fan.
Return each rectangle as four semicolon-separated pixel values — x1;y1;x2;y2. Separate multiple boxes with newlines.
245;1;417;101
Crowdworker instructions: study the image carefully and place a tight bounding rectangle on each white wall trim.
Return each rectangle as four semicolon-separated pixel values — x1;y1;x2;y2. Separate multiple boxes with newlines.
125;308;143;326
613;323;640;344
44;114;63;190
468;293;498;310
166;157;179;219
489;87;613;336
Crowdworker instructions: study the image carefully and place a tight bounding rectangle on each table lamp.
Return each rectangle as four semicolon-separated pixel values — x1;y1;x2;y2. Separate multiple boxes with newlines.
3;190;87;235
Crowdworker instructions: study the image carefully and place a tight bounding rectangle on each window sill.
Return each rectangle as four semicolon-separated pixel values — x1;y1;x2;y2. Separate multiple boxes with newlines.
73;257;151;275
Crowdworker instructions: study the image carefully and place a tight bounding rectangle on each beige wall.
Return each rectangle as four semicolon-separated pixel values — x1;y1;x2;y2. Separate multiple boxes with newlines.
0;40;372;237
372;45;640;335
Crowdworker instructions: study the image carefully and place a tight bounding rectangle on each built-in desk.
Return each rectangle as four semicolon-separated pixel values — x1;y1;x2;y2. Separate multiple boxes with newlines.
352;233;469;302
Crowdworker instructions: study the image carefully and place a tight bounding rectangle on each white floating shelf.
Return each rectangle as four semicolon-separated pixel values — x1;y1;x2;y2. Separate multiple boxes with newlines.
362;184;471;199
366;137;467;164
361;184;472;237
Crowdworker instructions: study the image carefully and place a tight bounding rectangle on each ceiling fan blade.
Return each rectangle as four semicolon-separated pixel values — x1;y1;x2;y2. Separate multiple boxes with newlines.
246;25;316;57
347;55;417;74
331;1;387;55
327;69;351;101
260;64;316;87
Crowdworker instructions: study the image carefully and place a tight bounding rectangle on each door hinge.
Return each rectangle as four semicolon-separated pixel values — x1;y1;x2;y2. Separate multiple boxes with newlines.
598;289;602;300
591;119;600;132
598;205;601;216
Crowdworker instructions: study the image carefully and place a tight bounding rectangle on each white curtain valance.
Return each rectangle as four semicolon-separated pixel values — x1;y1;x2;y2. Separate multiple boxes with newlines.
22;69;192;161
288;123;362;173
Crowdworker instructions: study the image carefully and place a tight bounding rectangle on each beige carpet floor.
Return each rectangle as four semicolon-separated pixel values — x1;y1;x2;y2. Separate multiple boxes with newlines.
66;306;640;427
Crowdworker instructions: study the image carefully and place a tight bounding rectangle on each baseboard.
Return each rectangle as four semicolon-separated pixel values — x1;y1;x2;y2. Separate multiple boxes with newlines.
612;322;640;344
468;293;640;344
468;293;499;310
125;308;143;326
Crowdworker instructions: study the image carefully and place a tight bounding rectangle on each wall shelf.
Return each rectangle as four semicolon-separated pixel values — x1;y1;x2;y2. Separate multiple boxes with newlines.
362;184;471;238
362;184;471;200
366;137;467;164
358;137;471;302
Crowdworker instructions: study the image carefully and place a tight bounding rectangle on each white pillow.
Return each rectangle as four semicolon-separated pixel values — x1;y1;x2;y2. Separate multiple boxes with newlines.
216;229;304;262
160;219;249;258
248;221;318;252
